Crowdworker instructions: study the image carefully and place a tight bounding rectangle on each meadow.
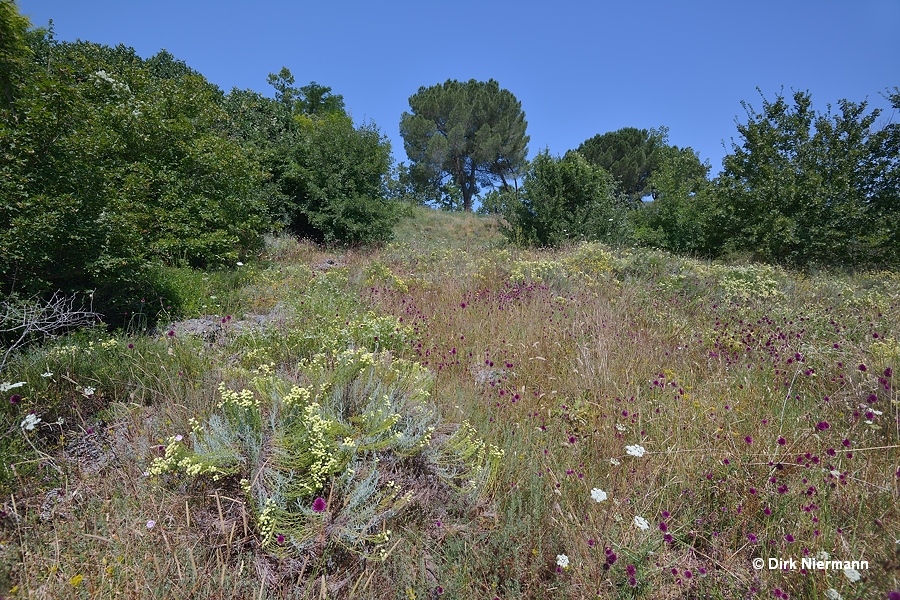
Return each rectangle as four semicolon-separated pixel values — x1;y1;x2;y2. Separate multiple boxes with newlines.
1;207;897;599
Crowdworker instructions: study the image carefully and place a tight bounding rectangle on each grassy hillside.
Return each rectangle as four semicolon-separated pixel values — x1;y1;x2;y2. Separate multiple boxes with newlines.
1;208;898;599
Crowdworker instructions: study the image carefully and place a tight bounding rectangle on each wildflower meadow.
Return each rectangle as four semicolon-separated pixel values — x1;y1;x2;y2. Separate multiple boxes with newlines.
0;209;898;599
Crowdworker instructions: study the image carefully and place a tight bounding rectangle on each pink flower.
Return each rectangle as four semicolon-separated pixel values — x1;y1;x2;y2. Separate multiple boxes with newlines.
312;497;327;513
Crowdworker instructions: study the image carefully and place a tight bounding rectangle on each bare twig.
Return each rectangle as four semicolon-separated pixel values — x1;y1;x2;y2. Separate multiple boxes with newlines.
0;291;100;372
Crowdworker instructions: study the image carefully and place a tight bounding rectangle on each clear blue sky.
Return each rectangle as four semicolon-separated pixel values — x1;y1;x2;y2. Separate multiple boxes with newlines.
18;0;900;175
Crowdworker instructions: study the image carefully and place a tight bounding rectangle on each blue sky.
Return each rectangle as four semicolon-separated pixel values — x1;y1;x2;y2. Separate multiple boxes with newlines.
18;0;900;175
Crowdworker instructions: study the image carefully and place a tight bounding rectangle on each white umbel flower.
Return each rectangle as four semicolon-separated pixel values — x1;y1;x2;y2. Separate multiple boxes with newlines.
556;554;569;568
625;444;646;458
20;413;41;431
590;488;608;503
633;515;650;530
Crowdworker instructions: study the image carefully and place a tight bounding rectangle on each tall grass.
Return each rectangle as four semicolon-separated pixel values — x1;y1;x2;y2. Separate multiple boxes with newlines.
1;210;897;599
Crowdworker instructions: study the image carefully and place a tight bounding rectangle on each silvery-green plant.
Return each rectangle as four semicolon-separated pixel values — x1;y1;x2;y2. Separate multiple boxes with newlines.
150;347;502;558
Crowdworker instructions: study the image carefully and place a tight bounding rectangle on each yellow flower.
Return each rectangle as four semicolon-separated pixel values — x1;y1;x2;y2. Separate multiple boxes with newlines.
69;573;84;586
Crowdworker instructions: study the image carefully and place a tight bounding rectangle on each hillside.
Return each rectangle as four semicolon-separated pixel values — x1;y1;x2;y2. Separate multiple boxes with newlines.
1;208;898;599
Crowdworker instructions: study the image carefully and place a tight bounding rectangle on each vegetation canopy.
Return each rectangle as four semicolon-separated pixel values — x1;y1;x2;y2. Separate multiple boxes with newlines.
400;78;529;212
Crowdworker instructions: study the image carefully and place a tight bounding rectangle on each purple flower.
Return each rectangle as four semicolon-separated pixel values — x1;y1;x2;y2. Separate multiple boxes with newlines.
884;367;893;378
784;533;794;542
9;394;21;404
167;330;175;337
777;436;786;446
744;436;753;444
277;534;285;545
312;497;327;513
816;421;830;431
858;364;867;372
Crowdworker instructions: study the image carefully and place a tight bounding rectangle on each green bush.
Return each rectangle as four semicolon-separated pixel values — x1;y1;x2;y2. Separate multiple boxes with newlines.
502;150;632;247
150;348;502;558
0;23;270;326
280;113;400;245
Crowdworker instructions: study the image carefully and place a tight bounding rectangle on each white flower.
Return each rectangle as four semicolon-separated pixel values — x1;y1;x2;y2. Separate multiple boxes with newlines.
174;434;183;442
590;488;608;503
236;262;244;267
842;567;861;582
556;554;569;568
633;515;650;530
82;386;95;397
615;423;626;432
625;444;646;458
609;458;621;466
146;520;156;530
41;372;53;378
20;413;41;431
816;551;830;561
825;589;842;600
0;381;26;392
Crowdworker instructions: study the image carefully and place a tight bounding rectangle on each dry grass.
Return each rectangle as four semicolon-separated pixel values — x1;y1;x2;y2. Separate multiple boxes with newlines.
1;208;898;599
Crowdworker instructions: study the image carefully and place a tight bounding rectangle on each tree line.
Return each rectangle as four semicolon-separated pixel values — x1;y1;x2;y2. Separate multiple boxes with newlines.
1;2;399;327
399;78;899;270
2;0;898;332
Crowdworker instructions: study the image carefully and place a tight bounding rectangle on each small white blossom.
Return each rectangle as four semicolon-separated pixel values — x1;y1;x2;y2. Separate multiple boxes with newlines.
609;458;621;466
174;434;183;442
41;372;53;378
825;589;842;600
0;381;26;392
816;551;830;561
615;423;626;432
625;444;646;458
633;515;650;530
842;567;861;582
21;413;41;431
146;520;156;530
82;386;95;397
556;554;569;568
590;488;608;503
236;262;244;267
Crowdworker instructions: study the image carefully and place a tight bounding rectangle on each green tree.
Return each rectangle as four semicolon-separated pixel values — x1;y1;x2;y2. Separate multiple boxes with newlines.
714;89;895;267
576;127;665;202
1;28;270;325
503;150;628;247
633;145;715;254
280;113;398;244
400;79;529;212
0;0;32;110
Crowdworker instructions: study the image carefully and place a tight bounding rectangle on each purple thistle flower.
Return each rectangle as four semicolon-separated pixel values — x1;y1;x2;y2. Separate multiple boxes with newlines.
816;421;830;431
858;364;867;372
312;497;327;513
276;534;285;545
744;436;753;444
9;394;21;404
885;367;893;378
784;533;794;542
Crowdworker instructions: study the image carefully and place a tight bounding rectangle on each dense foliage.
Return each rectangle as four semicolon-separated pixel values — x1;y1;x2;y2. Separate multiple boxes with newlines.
576;127;665;202
0;25;270;325
501;150;630;247
713;89;899;268
529;91;899;270
0;4;398;330
400;79;529;211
